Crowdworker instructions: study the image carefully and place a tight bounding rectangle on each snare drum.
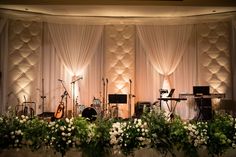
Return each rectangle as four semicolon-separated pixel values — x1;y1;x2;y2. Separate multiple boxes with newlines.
82;107;97;121
91;98;101;115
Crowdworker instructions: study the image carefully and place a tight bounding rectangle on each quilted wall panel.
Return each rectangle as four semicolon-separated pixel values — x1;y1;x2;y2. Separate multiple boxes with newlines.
7;19;41;112
104;25;135;118
197;22;232;107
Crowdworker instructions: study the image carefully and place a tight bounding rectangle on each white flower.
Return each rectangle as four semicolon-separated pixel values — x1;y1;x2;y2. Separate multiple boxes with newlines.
65;118;70;123
15;130;22;135
144;122;147;126
195;131;199;135
62;132;65;136
60;126;65;131
68;133;71;137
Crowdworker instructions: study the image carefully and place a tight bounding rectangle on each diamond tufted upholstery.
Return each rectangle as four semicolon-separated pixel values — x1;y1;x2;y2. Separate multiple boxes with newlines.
197;22;231;97
7;19;41;109
105;25;135;118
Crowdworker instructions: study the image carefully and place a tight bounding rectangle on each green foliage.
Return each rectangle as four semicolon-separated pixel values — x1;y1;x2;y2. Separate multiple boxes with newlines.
142;110;174;156
0;112;236;157
207;113;235;156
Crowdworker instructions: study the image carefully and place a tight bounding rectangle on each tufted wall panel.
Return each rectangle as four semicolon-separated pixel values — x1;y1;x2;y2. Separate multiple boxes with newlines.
104;25;135;118
7;19;41;111
197;22;232;107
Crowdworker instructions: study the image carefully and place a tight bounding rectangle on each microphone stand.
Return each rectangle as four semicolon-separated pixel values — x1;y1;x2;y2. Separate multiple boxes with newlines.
128;79;132;118
40;78;46;114
71;77;82;117
105;78;108;117
59;80;70;117
102;78;105;118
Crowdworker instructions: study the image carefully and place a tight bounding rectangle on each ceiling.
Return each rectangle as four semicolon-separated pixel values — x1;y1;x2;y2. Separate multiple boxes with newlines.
0;0;236;18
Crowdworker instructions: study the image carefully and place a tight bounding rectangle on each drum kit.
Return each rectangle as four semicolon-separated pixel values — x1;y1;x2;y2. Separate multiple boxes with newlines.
76;97;102;121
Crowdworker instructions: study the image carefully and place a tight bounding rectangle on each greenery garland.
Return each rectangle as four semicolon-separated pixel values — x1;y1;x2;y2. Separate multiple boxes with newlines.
0;109;236;157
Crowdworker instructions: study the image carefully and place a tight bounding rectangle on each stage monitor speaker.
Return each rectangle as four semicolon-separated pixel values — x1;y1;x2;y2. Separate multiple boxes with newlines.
108;94;127;104
134;101;151;118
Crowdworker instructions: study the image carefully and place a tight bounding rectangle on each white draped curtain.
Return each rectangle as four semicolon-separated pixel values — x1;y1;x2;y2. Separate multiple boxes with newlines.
47;24;103;76
41;23;103;113
135;35;162;102
137;25;193;90
136;24;197;119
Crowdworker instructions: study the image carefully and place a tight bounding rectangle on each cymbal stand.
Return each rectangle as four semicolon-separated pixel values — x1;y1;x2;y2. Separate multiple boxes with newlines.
59;80;70;117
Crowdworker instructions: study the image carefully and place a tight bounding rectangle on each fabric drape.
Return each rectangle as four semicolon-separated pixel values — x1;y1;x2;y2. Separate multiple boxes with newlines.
137;25;193;89
42;24;104;113
47;23;103;76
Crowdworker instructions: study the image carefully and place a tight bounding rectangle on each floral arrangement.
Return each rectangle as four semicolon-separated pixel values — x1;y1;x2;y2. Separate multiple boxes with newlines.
109;118;150;156
1;108;236;157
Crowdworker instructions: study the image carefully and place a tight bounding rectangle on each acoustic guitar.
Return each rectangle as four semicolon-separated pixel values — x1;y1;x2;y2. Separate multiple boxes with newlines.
54;102;64;119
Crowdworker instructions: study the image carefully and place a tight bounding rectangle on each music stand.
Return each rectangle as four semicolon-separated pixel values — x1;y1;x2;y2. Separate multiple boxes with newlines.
167;89;175;98
108;94;127;118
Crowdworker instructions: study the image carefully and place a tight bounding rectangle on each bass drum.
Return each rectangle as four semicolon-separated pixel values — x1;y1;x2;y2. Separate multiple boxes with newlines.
82;107;97;121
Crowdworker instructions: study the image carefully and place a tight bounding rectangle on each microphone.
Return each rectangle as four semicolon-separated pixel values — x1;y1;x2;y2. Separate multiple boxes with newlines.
58;79;63;82
129;79;132;83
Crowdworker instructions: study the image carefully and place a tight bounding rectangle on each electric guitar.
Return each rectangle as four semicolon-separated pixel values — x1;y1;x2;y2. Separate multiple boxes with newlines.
54;102;64;119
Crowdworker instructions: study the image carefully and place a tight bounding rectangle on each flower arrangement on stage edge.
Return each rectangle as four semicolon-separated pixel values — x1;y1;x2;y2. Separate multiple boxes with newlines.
1;106;236;157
